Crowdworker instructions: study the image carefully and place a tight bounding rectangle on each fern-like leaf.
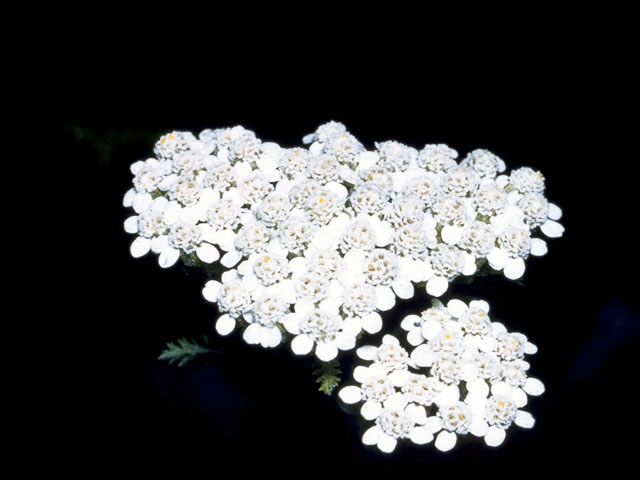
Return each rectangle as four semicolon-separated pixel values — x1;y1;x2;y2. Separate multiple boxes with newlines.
312;359;342;395
158;336;214;367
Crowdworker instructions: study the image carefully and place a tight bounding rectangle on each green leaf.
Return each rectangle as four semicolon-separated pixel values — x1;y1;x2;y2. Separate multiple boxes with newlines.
312;359;342;395
157;336;215;367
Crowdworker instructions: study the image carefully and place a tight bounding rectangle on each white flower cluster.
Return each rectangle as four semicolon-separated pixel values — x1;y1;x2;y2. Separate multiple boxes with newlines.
124;122;563;362
338;299;544;453
123;127;282;269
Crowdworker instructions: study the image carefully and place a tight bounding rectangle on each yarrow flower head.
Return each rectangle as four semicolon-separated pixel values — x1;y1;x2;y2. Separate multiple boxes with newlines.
338;299;543;453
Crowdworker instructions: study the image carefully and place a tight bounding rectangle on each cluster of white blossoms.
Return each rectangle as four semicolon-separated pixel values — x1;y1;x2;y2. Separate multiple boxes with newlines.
123;123;560;455
338;299;544;453
123;122;563;360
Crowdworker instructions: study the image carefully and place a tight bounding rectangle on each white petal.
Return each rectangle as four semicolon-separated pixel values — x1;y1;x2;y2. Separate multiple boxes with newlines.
441;225;463;245
315;342;338;361
424;417;443;434
511;388;528;408
325;181;348;199
411;344;434;367
504;257;526;280
530;238;548;256
267;327;282;347
133;192;153;214
215;314;235;336
215;229;236;252
242;323;263;345
353;366;371;383
202;280;222;303
151;233;169;255
463;253;477;275
361;313;383;334
421;319;443;340
163;202;181;225
196;243;220;263
410;427;434;445
401;314;421;331
407;329;424;346
548;203;562;220
288;257;308;276
466;378;490;397
123;188;135;207
524;341;538;354
469;300;490;313
338;385;362;404
124;216;139;234
515;410;535;429
220;250;242;268
469;418;489;437
523;378;545;396
361;401;382;420
130;160;144;174
302;133;315;144
375;286;396;311
356;345;378;361
436;385;460;406
334;332;356;351
486;247;508;270
435;431;457;452
158;247;180;268
540;219;565;238
389;369;411;387
130;237;151;258
294;300;315;317
291;334;314;355
362;426;382;446
392;278;414;299
406;404;427;425
485;426;506;447
447;299;468;318
382;335;400;345
343;316;363;335
383;393;407;410
426;276;448;297
377;434;397;453
491;382;511;397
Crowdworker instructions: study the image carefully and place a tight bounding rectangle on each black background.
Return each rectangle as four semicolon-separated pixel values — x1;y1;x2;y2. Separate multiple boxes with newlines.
60;46;637;475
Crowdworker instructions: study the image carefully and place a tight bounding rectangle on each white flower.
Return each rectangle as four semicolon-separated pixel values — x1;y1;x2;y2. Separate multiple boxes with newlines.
417;144;458;173
324;132;364;164
339;218;377;253
384;194;425;227
516;193;565;238
197;160;235;191
464;391;538;447
284;303;357;361
441;166;480;198
375;141;417;171
424;244;467;297
302;121;347;145
242;292;286;348
509;167;545;194
125;196;219;268
278;215;317;255
461;149;506;179
279;147;310;179
220;220;271;268
486;226;533;280
255;193;292;227
202;270;254;335
350;183;388;216
473;183;508;217
404;175;441;209
154;131;195;160
306;154;341;184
